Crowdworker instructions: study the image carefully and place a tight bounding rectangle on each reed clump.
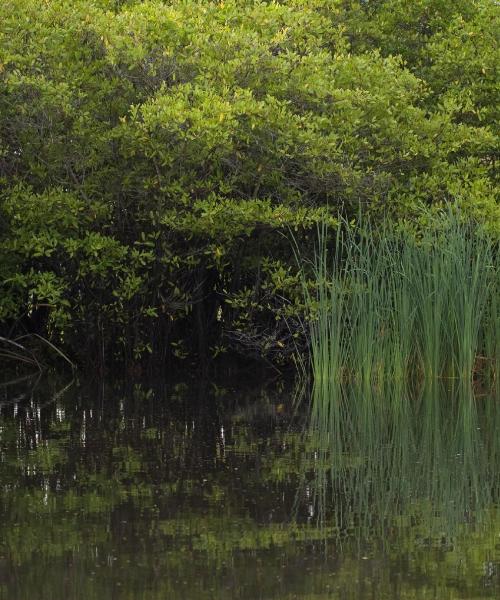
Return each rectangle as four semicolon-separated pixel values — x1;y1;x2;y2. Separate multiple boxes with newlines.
300;214;498;386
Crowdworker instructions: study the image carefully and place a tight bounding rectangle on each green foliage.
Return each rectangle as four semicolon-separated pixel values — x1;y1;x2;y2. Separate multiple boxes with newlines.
0;0;497;365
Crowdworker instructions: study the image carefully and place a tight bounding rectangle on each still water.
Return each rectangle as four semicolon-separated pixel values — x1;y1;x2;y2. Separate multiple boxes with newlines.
0;374;499;599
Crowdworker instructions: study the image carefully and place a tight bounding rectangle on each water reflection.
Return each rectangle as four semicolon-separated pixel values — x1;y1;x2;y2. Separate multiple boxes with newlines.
304;381;500;538
0;375;499;599
299;380;500;592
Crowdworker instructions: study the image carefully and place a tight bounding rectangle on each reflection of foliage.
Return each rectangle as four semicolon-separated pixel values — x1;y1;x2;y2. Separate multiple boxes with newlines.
157;516;337;561
0;377;499;598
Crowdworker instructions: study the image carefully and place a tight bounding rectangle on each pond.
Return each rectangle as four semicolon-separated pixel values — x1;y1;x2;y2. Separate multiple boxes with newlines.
0;373;499;599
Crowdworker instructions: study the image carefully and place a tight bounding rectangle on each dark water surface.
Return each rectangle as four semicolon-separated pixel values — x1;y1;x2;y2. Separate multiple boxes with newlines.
0;374;499;599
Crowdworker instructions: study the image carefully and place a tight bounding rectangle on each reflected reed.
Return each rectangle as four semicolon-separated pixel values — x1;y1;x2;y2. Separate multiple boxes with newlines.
299;380;500;546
